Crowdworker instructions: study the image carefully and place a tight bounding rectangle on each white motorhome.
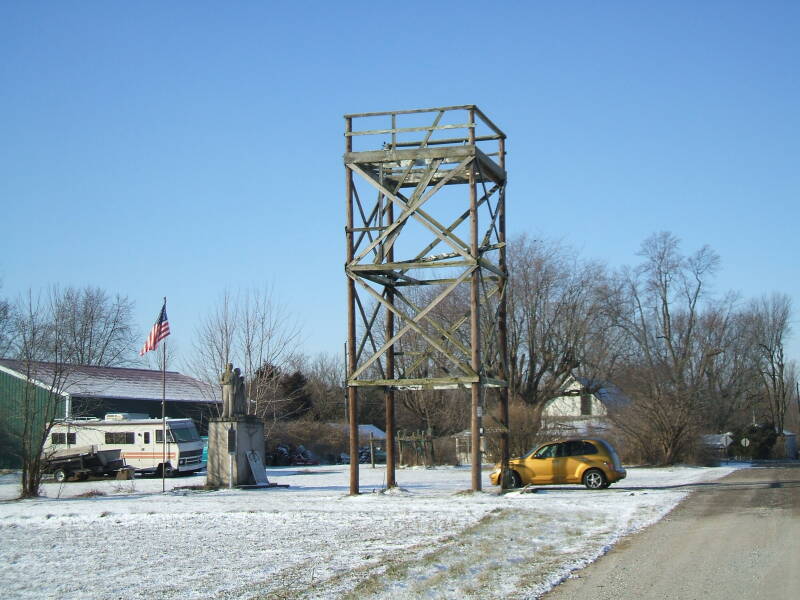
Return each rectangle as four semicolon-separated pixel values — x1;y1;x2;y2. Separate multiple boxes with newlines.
45;413;205;475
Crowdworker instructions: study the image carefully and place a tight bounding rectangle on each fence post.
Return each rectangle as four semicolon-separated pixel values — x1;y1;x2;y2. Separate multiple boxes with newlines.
369;432;375;468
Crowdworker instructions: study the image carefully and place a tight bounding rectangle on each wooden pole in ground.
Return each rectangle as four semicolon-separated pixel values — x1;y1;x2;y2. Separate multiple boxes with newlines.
345;116;359;495
468;108;482;491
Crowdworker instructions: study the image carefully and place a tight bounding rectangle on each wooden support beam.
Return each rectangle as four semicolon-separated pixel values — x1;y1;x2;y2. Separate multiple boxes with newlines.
346;122;471;137
345;145;476;166
344;104;477;119
393;134;502;148
349;377;478;388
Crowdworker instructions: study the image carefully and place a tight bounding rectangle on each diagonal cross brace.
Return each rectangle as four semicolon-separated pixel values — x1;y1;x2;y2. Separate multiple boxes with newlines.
347;269;478;381
348;158;474;265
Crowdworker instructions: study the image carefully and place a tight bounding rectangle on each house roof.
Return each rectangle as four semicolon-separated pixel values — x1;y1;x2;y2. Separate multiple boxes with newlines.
573;377;629;409
0;359;217;404
328;423;386;440
357;424;386;439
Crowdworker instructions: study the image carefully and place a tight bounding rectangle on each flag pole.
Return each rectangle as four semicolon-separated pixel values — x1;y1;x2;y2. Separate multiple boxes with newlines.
140;297;171;492
161;297;167;493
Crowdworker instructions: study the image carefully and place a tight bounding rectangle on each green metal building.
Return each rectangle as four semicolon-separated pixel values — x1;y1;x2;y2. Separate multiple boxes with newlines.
0;363;67;469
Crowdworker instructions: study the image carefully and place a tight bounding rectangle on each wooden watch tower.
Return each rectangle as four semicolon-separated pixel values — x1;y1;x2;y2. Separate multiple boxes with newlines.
344;105;509;493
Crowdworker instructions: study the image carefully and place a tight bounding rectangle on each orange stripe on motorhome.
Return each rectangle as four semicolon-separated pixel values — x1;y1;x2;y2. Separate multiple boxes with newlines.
122;453;176;459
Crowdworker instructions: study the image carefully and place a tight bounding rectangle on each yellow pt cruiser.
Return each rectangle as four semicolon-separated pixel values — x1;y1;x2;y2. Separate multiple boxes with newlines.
490;438;626;489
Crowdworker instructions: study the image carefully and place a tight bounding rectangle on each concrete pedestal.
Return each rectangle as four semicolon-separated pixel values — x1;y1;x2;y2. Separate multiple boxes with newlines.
207;417;265;487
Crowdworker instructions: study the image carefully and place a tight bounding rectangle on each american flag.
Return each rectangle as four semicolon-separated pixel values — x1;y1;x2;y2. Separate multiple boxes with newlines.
139;302;170;355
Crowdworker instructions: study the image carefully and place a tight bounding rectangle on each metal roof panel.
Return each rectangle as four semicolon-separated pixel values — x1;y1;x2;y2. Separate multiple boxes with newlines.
0;360;217;404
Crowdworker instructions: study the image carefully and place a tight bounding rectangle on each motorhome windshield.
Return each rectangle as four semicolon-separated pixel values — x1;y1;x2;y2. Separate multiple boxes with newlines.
169;423;201;443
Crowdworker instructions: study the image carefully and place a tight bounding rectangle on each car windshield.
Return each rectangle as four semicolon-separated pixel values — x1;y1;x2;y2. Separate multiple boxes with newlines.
168;422;200;442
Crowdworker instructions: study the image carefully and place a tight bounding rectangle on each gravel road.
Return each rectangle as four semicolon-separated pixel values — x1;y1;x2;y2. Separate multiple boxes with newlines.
544;463;800;600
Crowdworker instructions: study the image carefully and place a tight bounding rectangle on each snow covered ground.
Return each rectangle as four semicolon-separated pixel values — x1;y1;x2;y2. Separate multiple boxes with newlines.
0;463;741;599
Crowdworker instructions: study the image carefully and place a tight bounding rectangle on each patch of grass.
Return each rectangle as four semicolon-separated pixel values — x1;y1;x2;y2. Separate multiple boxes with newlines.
377;486;411;495
111;481;136;494
340;508;513;599
454;489;496;496
75;489;106;498
172;485;207;492
291;469;341;475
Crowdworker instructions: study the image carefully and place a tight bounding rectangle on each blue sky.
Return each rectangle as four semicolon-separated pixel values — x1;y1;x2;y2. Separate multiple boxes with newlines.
1;1;798;365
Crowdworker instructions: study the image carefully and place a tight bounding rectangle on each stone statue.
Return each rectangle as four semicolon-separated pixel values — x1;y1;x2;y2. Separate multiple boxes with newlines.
220;363;235;418
233;367;247;416
220;363;249;418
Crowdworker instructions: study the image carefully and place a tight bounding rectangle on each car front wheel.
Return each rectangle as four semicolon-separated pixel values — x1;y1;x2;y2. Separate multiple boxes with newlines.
506;469;522;489
582;468;606;490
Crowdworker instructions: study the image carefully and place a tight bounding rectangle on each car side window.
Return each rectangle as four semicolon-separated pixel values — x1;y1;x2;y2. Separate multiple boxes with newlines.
563;441;583;456
582;441;598;455
535;444;557;458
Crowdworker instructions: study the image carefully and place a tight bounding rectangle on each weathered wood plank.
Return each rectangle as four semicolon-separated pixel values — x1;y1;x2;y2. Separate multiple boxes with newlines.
350;259;475;272
345;145;475;165
348;377;506;389
346;122;471;137
472;106;507;138
478;258;505;279
392;134;502;148
344;104;475;119
348;377;479;388
349;226;386;232
474;147;507;184
481;377;509;388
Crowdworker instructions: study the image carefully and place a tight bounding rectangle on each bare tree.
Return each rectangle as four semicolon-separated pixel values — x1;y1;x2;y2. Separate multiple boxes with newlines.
54;286;138;366
188;290;237;386
485;397;555;461
6;291;73;497
248;363;313;424
188;288;302;427
302;352;346;423
0;286;12;358
749;293;793;435
607;232;728;464
397;388;469;438
2;286;142;497
506;235;617;420
697;307;760;433
789;363;800;433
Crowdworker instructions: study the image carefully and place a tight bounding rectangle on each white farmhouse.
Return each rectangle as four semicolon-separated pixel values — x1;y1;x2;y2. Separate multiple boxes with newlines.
541;376;628;437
